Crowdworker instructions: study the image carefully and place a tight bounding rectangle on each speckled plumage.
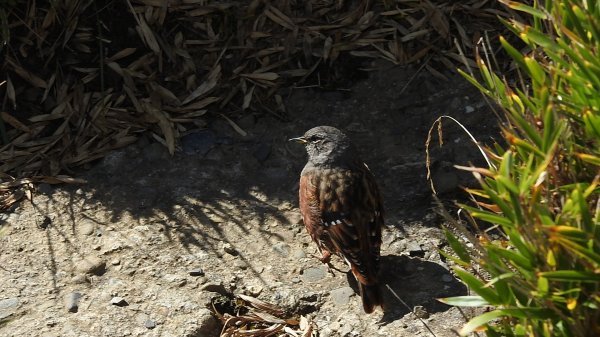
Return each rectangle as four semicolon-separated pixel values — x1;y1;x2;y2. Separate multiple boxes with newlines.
292;126;383;313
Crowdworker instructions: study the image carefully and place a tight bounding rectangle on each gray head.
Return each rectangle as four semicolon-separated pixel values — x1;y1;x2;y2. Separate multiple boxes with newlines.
290;126;358;166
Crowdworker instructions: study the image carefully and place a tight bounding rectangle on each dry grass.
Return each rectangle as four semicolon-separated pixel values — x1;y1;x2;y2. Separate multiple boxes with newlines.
0;0;517;209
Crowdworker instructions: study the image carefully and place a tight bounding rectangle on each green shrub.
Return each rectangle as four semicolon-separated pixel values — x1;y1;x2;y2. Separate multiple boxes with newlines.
439;1;600;336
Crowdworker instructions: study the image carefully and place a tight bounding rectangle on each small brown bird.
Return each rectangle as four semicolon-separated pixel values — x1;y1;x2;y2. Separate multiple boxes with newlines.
290;126;383;313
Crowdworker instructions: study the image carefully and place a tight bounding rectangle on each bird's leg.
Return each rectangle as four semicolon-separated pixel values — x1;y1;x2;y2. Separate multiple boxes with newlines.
315;249;345;275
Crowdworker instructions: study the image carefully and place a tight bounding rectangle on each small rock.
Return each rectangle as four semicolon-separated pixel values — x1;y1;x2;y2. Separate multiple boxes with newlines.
111;297;128;307
292;248;306;259
76;256;106;276
406;242;424;257
79;219;96;236
144;319;157;329
442;274;453;283
111;259;121;266
330;287;355;306
189;268;205;277
182;308;220;336
64;292;82;313
234;260;247;270
272;242;290;257
71;275;88;284
222;242;237;256
465;105;475;113
301;266;327;283
0;298;19;320
291;277;300;284
201;282;228;295
413;305;429;319
246;285;263;297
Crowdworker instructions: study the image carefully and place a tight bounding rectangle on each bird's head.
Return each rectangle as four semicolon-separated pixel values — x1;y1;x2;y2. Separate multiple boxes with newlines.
289;126;357;166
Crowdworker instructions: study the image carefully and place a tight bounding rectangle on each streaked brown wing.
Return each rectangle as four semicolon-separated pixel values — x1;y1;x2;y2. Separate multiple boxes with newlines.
316;164;383;285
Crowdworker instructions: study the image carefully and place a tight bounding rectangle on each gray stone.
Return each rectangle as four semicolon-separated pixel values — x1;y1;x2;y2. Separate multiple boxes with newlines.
201;282;228;295
189;268;205;276
234;260;247;270
272;242;290;257
75;256;106;276
181;308;219;337
330;287;355;306
292;248;306;259
111;296;128;307
144;319;156;329
0;298;19;320
301;266;327;283
64;292;82;313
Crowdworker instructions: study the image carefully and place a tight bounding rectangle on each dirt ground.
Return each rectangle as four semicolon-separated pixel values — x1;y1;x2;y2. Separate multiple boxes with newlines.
0;63;498;336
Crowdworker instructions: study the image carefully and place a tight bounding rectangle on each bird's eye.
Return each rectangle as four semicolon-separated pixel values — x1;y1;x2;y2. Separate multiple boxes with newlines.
308;135;321;143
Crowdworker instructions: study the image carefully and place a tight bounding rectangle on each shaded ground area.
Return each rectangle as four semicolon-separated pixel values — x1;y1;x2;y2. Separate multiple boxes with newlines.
0;63;497;336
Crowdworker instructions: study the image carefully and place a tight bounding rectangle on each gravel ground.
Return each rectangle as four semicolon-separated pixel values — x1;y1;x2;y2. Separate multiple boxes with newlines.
0;63;497;337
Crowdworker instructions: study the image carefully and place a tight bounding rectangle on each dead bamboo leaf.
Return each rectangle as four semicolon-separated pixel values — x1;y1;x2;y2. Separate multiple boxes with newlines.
220;114;247;137
182;65;221;105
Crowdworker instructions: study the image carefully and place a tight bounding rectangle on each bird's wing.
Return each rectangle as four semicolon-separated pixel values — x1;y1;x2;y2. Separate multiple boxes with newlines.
317;164;383;285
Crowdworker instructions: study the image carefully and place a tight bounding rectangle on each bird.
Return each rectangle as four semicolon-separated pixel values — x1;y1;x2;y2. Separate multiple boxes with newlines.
290;125;384;313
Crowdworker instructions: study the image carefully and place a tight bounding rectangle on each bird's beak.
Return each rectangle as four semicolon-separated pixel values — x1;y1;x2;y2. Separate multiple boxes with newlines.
288;136;308;144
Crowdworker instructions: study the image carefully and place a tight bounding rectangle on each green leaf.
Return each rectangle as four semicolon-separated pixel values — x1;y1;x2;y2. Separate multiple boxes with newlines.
459;310;505;336
539;270;600;282
443;227;471;263
438;295;489;307
454;268;501;304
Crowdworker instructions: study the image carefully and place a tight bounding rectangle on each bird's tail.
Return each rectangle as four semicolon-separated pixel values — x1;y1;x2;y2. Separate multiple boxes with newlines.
359;282;383;314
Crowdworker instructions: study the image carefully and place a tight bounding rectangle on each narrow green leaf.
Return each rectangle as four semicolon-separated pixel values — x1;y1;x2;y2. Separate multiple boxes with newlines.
539;270;600;282
438;295;489;307
454;268;501;304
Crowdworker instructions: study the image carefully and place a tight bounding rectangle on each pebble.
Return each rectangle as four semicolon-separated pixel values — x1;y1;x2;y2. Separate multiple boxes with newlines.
222;243;238;256
0;298;19;320
413;305;429;319
111;296;128;307
79;219;96;236
234;260;247;270
144;319;157;329
292;248;306;259
301;266;327;283
71;275;88;284
272;242;290;257
189;268;205;276
406;242;424;257
442;274;453;283
111;259;121;266
201;282;228;295
64;292;82;313
75;256;106;276
465;105;475;113
330;287;355;306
